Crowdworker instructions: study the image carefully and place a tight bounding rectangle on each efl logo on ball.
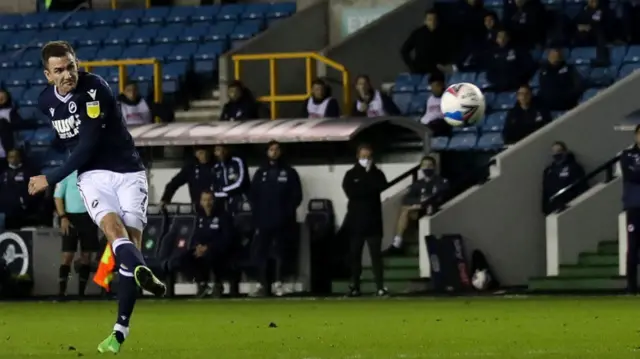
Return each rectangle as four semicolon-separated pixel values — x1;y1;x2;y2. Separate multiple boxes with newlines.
440;82;486;127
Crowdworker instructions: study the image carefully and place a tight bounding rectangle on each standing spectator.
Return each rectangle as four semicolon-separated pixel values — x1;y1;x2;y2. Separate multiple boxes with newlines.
504;0;547;49
301;79;340;118
623;0;640;44
118;83;153;125
541;141;586;214
538;48;584;111
212;145;250;207
621;125;640;293
400;10;454;75
420;72;452;137
574;0;613;46
352;75;400;117
486;29;534;91
342;144;388;296
160;146;215;207
503;85;551;145
54;170;99;298
0;89;19;161
0;149;39;229
384;156;448;256
249;140;302;297
220;80;260;121
458;0;489;54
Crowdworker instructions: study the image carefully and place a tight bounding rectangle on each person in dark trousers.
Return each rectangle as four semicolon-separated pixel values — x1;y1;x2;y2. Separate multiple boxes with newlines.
400;10;454;75
538;48;584;111
621;125;640;293
160;146;215;207
212;145;250;209
249;140;302;297
503;85;551;145
342;144;388;297
174;191;237;298
541;141;587;214
220;80;260;121
351;75;400;117
0;149;40;229
384;155;449;256
301;79;340;118
485;29;534;92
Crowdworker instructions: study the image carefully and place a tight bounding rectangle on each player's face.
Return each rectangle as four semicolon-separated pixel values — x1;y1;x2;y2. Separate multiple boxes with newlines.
312;84;325;99
44;53;78;95
267;143;281;161
194;149;210;164
214;145;227;161
200;192;214;212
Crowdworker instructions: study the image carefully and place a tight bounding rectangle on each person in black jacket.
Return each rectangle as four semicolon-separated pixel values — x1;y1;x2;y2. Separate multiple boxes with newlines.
485;29;534;91
541;141;587;214
342;144;388;297
212;145;250;209
0;149;40;229
504;0;547;49
160;146;215;207
351;75;400;117
220;80;260;121
503;85;551;145
538;48;584;111
249;140;302;297
621;125;640;293
384;156;449;256
301;79;340;118
0;89;20;161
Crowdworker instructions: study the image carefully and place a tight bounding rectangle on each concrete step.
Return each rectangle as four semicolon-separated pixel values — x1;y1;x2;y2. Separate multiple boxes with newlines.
384;256;419;269
578;253;618;266
361;268;418;281
558;264;618;277
597;240;618;255
332;279;426;294
190;99;221;108
529;276;626;291
175;109;217;121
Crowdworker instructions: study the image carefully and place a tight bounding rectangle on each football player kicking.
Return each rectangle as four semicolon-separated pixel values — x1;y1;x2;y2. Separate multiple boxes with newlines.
29;41;166;354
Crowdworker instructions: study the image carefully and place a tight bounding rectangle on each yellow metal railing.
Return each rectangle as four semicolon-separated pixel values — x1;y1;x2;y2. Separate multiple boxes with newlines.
80;59;163;123
111;0;151;9
232;52;350;120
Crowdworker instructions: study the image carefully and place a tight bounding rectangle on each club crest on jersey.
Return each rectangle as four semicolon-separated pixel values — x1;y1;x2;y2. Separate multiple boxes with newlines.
86;101;100;119
68;101;77;114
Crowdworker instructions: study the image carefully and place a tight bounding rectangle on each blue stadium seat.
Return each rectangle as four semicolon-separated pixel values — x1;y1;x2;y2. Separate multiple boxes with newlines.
205;22;236;42
65;11;92;29
147;44;173;61
474;72;490;89
42;13;65;30
415;76;430;92
167;43;198;62
430;136;449;151
196;40;225;58
17;107;37;121
193;59;218;75
75;46;99;61
33;127;56;146
395;72;423;85
448;133;477;150
624;46;640;63
477;133;504;150
105;26;137;46
156;24;183;43
190;5;221;22
19;13;46;31
0;53;16;69
42;151;68;167
267;2;296;18
619;63;640;78
167;6;195;23
242;3;270;20
569;47;597;65
142;6;171;24
580;88;602;102
610;46;627;66
449;71;476;84
91;67;111;80
34;29;62;48
94;45;124;60
393;77;416;93
120;45;148;60
0;15;21;31
90;10;120;27
231;21;261;40
529;71;540;87
6;31;37;49
6;68;33;87
72;28;107;47
16;129;36;145
409;93;427;115
130;65;153;82
491;92;516;110
483;111;507;132
17;49;40;68
589;67;616;86
551;111;565;119
19;87;41;107
163;62;189;80
217;4;245;21
180;23;211;42
575;65;590;79
392;93;412;115
130;24;161;45
117;9;145;26
452;124;478;134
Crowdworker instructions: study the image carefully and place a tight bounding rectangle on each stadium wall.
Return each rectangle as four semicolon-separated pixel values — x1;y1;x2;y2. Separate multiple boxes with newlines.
545;176;622;276
420;72;638;286
218;0;330;118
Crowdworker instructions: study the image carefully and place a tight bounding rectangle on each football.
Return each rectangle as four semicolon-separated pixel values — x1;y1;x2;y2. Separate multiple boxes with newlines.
440;82;486;127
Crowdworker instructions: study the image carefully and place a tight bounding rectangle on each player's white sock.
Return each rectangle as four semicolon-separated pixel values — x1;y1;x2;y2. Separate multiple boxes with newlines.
113;323;129;339
392;236;403;248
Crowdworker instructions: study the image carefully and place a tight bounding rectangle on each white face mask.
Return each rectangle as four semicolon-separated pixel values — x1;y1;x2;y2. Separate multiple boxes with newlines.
358;159;370;168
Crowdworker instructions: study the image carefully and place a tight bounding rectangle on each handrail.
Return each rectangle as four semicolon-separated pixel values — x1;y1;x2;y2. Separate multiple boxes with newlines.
385;164;420;190
231;52;350;120
80;59;162;123
549;154;620;211
111;0;151;9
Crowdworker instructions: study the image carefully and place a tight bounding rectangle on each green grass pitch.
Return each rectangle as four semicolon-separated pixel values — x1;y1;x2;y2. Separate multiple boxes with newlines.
1;296;640;358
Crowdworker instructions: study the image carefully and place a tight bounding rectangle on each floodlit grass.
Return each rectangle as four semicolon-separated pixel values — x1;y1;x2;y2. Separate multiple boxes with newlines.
1;296;640;358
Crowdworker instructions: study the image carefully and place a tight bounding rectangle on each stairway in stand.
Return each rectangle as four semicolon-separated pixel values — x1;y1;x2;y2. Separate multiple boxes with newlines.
529;240;626;291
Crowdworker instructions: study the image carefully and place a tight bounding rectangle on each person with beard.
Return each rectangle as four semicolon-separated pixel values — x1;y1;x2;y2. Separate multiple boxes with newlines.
574;0;614;46
160;146;215;208
504;0;547;49
220;80;260;121
118;83;153;125
541;141;587;214
538;48;584;111
503;85;551;145
249;140;302;297
420;72;452;137
0;149;40;229
400;10;454;75
301;79;340;118
485;29;535;91
351;75;400;118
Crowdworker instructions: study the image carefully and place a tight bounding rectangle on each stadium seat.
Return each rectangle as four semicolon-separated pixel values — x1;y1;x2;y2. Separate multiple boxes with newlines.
167;6;196;23
33;127;56;146
392;93;412;115
449;71;476;84
267;2;296;18
75;46;99;61
116;9;146;26
120;45;148;60
491;92;516;110
231;21;262;40
619;63;640;78
104;26;136;45
130;65;154;82
6;31;37;49
189;5;220;22
205;22;236;42
167;43;198;62
415;76;430;92
409;93;427;115
393;77;416;93
0;15;21;31
94;45;123;60
42;13;65;30
17;107;37;121
610;46;627;66
430;136;449;151
66;11;92;29
589;67;616;86
569;47;597;65
575;65;590;79
148;44;174;61
624;46;640;63
142;6;171;24
580;88;602;102
130;25;161;45
474;72;490;89
6;69;34;87
448;133;477;150
194;42;225;60
75;28;110;47
18;87;42;107
476;132;504;150
19;13;46;31
90;10;120;27
156;24;184;43
452;124;478;134
217;4;245;21
179;23;211;42
529;71;540;87
483;111;508;132
243;3;270;19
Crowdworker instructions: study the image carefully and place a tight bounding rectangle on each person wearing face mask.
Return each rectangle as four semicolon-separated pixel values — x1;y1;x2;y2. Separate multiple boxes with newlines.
538;48;584;111
0;149;40;229
621;125;640;293
220;80;260;121
503;85;551;145
342;144;388;296
541;141;586;214
249;141;302;297
160;146;215;208
301;79;340;118
384;156;449;256
351;75;400;118
118;83;153;126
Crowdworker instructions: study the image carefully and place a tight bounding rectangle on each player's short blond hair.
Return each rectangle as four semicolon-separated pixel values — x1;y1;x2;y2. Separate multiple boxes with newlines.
41;41;76;68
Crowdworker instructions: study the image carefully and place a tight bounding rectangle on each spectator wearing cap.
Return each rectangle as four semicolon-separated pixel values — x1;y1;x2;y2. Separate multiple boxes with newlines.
352;75;400;118
400;10;454;75
420;72;452;137
221;80;260;121
160;146;215;208
485;29;534;92
301;79;340;118
537;48;584;111
503;84;551;145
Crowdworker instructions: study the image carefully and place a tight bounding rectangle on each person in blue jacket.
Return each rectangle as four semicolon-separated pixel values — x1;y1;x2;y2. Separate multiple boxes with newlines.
249;140;302;297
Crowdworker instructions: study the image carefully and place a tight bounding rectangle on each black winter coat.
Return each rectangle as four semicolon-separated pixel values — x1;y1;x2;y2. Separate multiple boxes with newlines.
342;164;387;237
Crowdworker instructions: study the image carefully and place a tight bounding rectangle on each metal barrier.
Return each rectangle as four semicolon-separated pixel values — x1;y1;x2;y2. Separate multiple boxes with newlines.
80;59;162;123
111;0;151;9
231;52;350;120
